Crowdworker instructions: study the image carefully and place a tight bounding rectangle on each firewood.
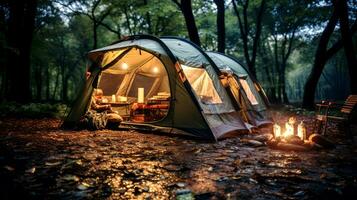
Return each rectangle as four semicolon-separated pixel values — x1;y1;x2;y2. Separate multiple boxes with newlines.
276;143;309;151
308;134;335;149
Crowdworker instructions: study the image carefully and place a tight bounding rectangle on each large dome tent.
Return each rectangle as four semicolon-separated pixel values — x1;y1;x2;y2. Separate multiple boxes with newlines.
62;35;253;140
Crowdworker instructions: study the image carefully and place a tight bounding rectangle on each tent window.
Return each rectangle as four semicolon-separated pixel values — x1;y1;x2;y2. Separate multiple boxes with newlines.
181;64;222;104
98;73;125;96
128;74;156;98
239;79;258;105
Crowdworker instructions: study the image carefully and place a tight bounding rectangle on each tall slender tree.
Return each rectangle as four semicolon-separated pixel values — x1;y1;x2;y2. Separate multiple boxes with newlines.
334;0;357;94
214;0;225;53
302;0;357;109
172;0;201;46
4;0;38;102
232;0;266;78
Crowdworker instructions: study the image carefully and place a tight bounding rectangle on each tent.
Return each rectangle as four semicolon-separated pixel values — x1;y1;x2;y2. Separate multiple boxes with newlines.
63;35;258;140
206;52;272;127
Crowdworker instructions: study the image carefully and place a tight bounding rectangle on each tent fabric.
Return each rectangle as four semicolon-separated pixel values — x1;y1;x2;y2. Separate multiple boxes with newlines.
161;38;235;114
63;35;271;140
206;51;272;127
206;52;267;112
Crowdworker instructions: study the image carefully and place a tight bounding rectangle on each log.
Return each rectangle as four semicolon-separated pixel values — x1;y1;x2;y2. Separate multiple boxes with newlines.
308;134;335;149
275;143;310;151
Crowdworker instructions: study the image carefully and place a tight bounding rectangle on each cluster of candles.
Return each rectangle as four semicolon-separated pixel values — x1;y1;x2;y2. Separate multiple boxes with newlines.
273;117;307;141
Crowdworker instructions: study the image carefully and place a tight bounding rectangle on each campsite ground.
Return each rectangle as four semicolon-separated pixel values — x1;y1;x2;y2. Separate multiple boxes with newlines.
0;108;357;199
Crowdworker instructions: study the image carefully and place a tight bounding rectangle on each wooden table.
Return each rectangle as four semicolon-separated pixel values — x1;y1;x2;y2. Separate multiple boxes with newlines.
105;102;131;115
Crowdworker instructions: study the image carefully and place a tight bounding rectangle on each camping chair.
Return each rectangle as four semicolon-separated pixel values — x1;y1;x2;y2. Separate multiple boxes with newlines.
314;95;357;136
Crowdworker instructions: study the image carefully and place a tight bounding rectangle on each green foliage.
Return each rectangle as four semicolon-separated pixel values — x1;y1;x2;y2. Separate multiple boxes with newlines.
0;102;68;118
1;0;355;106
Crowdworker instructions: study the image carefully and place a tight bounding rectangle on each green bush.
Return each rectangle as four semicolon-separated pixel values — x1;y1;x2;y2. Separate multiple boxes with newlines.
0;102;69;118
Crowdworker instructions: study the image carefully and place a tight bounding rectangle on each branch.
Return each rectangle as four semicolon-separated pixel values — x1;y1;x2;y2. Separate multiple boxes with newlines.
91;0;101;18
98;20;120;35
171;0;181;9
326;19;357;59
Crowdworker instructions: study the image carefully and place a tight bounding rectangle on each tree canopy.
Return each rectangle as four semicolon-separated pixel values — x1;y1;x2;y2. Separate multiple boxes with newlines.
0;0;355;108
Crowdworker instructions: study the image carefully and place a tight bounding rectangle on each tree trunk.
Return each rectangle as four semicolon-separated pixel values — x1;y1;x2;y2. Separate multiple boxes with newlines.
93;23;98;49
5;0;37;103
214;0;225;53
232;0;265;79
335;0;357;94
302;8;339;109
46;66;50;101
178;0;201;46
143;0;153;34
282;74;289;103
35;64;42;101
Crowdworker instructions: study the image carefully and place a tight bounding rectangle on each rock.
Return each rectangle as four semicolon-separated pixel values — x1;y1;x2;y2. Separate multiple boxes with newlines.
176;189;194;200
249;178;258;184
163;164;182;171
216;176;229;182
176;182;186;188
45;161;62;166
62;175;80;182
4;165;15;171
293;191;305;197
25;167;36;174
77;182;90;190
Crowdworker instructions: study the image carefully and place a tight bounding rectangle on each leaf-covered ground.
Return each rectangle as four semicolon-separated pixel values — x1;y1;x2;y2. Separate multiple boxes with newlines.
0;109;356;199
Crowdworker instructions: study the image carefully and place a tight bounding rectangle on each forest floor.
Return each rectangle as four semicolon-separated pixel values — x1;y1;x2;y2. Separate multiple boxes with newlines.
0;108;357;199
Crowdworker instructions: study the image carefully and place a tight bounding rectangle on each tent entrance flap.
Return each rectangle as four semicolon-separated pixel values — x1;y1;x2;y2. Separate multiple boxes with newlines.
95;48;171;123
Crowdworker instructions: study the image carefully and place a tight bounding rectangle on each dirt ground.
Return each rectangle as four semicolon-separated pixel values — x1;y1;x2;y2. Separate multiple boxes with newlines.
1;111;357;199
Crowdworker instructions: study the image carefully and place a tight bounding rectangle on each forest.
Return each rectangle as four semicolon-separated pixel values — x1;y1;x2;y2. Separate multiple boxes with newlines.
0;0;356;110
1;1;357;199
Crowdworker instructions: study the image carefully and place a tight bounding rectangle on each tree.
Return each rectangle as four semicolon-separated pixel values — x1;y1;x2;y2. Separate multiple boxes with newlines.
56;0;112;49
232;0;266;78
302;0;357;109
3;0;38;102
334;0;357;94
172;0;201;46
214;0;225;52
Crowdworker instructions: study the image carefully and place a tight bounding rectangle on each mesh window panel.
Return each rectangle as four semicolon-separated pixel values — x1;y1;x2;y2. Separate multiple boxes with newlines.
128;74;156;98
98;73;125;95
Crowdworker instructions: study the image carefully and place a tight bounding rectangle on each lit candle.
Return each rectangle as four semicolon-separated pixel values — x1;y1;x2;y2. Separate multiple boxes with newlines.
138;88;144;103
111;95;116;102
284;122;294;138
273;123;281;138
297;121;306;140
